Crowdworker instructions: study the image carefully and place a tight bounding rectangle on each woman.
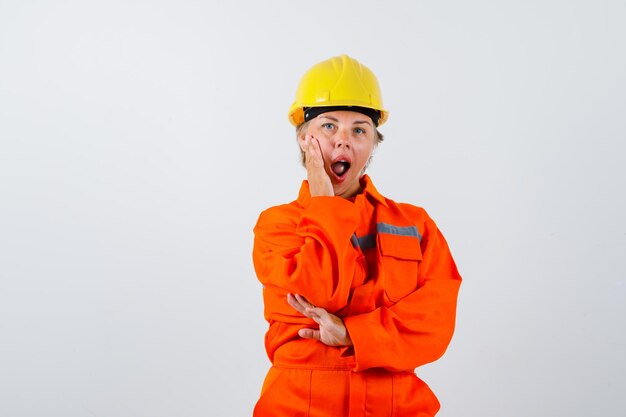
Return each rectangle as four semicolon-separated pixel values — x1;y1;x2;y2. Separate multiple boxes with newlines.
253;54;462;417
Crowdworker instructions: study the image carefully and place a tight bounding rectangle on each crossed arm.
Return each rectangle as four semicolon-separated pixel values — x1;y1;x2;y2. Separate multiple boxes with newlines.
258;133;461;369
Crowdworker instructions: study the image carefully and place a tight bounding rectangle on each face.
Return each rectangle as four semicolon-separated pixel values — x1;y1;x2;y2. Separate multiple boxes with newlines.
298;110;378;198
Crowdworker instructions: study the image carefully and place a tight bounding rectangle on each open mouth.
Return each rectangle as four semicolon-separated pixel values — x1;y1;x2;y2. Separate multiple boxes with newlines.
331;160;351;177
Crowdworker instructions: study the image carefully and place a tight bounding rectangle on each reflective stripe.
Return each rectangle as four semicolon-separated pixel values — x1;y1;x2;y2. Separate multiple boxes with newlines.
377;222;422;240
357;234;376;251
351;223;421;250
351;234;376;250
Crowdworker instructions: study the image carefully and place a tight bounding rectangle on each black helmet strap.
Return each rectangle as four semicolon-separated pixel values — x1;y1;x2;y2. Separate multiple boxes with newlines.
303;106;381;127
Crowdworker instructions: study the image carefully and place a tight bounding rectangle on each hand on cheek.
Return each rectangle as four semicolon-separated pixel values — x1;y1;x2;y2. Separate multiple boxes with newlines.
303;135;333;197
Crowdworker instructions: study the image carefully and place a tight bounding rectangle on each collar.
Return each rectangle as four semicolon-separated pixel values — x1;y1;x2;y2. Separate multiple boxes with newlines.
296;174;389;208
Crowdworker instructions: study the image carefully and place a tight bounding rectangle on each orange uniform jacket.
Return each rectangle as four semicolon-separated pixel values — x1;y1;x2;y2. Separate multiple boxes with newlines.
253;175;461;417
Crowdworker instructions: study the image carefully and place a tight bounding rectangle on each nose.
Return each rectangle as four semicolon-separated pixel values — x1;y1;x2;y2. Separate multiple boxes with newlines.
334;128;351;149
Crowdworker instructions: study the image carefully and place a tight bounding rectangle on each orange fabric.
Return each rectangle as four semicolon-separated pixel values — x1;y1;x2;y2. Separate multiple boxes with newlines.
253;175;461;416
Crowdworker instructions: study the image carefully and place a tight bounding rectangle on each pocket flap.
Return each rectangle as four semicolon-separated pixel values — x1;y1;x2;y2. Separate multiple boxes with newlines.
378;233;423;261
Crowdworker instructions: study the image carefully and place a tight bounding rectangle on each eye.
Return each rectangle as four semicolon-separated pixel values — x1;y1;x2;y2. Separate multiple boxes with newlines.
354;127;366;135
322;123;335;130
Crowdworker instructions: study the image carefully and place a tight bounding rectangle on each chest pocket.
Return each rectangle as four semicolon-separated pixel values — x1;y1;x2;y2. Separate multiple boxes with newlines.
378;232;423;302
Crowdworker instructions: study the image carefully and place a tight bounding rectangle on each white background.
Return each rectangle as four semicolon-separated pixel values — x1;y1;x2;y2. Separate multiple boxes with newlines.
1;1;625;416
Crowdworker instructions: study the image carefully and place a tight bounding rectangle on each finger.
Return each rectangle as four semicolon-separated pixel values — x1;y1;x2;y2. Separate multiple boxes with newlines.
302;135;311;154
305;137;324;166
312;309;335;328
287;293;307;315
298;328;321;341
294;293;315;309
311;138;325;164
295;294;331;319
288;294;322;321
303;307;323;321
303;135;312;153
311;137;323;153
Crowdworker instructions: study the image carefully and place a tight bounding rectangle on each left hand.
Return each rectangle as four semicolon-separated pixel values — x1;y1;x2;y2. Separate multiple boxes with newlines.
287;293;353;347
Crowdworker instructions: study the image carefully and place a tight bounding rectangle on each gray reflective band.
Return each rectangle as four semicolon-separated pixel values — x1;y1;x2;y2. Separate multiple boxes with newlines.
351;233;376;250
351;223;421;249
377;222;422;240
357;234;377;251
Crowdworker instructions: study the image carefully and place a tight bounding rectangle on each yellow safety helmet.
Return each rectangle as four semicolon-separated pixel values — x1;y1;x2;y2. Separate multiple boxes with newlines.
288;54;388;127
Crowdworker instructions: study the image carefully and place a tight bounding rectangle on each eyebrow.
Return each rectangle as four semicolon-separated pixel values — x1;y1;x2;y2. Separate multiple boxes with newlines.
319;116;372;126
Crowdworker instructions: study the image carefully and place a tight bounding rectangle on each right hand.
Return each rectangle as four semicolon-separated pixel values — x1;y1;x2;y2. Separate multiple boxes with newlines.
287;293;353;347
303;135;334;197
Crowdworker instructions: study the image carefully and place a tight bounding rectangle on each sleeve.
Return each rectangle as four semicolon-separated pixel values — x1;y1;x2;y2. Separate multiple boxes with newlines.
253;196;362;315
343;216;462;372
